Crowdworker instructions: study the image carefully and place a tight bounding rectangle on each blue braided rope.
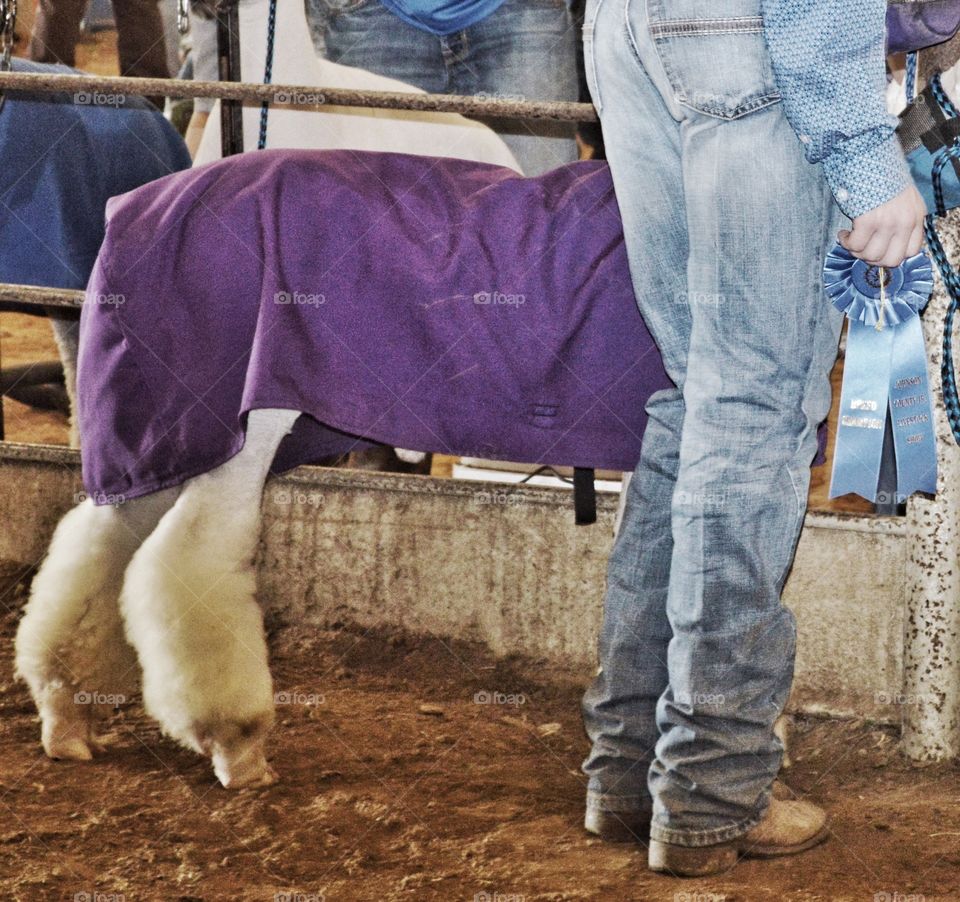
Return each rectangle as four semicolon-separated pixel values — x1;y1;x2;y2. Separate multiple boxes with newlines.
906;51;918;103
931;140;960;216
924;218;960;443
931;72;960;118
929;75;960;222
925;73;960;444
257;0;277;150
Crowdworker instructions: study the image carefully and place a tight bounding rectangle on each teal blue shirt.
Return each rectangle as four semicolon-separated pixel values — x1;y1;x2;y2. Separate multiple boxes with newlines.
763;0;911;218
377;0;509;34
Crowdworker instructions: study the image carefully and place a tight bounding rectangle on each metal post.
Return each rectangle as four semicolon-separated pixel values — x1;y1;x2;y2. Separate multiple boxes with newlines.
216;0;243;157
902;209;960;760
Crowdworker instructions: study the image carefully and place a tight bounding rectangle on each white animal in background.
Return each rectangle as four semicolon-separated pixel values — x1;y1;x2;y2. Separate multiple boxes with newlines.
191;0;520;170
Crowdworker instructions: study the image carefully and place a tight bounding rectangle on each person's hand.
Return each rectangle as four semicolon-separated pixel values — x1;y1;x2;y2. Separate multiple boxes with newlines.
838;185;927;268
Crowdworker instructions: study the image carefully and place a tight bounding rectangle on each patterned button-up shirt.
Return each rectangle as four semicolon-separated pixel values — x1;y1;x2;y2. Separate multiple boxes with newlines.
763;0;911;218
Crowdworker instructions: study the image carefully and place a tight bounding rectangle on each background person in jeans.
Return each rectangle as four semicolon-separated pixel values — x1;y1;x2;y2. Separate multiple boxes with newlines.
305;0;579;175
579;0;926;877
28;0;170;88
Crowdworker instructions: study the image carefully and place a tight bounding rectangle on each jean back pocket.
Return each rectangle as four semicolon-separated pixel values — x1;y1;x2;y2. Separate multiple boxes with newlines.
646;0;780;120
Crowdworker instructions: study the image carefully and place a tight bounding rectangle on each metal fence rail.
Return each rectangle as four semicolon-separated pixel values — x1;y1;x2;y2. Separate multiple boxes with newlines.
0;71;598;122
0;284;84;309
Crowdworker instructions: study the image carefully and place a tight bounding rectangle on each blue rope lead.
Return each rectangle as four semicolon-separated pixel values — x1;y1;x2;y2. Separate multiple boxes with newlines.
257;0;277;150
924;217;960;444
906;51;918;104
917;73;960;445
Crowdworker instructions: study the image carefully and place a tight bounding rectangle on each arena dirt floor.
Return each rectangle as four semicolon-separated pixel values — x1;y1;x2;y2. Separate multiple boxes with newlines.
1;563;959;902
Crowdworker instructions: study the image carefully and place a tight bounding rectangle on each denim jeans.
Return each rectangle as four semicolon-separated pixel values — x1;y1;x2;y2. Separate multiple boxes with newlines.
306;0;579;175
580;0;846;847
29;0;170;107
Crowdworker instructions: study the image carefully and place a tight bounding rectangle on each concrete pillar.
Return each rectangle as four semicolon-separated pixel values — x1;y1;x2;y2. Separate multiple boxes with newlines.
902;209;960;760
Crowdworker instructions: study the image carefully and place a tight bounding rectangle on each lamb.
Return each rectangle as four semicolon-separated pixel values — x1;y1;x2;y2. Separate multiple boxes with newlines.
9;0;529;788
12;139;811;790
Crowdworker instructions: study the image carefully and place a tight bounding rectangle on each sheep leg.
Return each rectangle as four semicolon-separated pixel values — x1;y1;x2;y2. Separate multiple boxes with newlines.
15;486;180;760
47;310;81;448
118;408;300;788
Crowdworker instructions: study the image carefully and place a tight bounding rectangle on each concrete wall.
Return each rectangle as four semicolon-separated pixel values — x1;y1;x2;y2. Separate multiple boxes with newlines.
0;442;907;723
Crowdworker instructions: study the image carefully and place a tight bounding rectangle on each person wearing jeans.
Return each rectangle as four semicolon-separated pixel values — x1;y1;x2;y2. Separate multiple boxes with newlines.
28;0;170;85
579;0;926;877
306;0;579;175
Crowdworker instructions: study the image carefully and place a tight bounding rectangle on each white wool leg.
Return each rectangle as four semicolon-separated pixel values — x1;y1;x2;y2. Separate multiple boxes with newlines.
14;487;180;760
119;408;300;788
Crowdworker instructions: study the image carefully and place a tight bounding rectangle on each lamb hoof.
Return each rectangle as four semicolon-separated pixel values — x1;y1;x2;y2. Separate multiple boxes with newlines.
41;710;95;761
211;744;276;789
43;735;93;761
214;758;277;790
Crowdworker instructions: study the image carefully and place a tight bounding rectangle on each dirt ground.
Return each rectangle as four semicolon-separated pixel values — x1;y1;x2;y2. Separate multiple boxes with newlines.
0;563;958;902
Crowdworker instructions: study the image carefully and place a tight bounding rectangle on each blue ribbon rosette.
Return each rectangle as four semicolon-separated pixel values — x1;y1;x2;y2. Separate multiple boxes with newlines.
823;244;937;502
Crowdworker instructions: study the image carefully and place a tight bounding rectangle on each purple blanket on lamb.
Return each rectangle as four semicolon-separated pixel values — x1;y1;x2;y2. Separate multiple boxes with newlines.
77;150;823;501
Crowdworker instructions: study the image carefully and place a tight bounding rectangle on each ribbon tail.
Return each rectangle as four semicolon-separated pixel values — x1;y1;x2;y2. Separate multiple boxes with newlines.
829;322;895;501
889;315;938;499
